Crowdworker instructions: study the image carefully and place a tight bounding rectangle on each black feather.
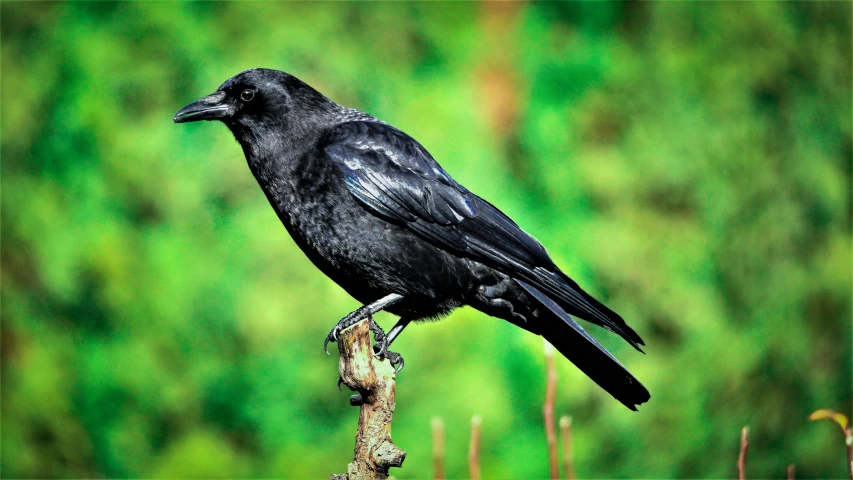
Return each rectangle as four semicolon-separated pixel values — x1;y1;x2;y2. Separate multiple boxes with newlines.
517;280;650;410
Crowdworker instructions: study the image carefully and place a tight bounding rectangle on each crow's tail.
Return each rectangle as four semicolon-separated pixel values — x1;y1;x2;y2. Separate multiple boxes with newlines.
517;279;650;411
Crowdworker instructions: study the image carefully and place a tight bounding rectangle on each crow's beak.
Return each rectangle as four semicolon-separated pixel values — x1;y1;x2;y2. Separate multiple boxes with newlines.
173;91;232;123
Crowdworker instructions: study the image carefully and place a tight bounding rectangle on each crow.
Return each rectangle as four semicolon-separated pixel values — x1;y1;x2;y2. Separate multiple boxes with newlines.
174;68;650;410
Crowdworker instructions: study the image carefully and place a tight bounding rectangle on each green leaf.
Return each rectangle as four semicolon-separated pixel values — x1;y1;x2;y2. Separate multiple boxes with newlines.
810;409;849;432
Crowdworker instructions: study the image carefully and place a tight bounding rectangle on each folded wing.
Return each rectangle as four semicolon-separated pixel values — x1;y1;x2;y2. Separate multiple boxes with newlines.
323;121;644;350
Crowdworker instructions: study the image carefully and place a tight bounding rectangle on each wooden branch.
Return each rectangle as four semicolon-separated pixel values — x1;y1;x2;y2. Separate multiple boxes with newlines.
737;426;749;480
330;318;405;480
544;341;559;480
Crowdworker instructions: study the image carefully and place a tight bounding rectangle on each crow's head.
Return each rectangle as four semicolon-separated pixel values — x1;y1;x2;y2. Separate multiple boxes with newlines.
174;68;334;136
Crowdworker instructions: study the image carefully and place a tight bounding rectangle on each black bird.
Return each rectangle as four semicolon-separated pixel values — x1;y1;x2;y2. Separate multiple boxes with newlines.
174;68;650;410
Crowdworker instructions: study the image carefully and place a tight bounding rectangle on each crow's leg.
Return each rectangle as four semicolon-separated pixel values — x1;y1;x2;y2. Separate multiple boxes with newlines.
372;317;412;373
324;293;404;354
372;317;412;355
386;318;412;346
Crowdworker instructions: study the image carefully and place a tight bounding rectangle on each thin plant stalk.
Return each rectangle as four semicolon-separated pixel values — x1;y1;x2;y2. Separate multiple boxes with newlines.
787;464;795;480
544;340;559;480
738;426;749;480
845;425;853;480
469;415;482;480
432;416;445;480
560;416;576;480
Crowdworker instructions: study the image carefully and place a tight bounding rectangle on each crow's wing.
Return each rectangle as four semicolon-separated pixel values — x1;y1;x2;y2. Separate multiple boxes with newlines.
323;121;643;349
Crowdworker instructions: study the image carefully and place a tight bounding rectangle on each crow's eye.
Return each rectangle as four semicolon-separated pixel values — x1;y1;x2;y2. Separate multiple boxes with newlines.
240;89;255;102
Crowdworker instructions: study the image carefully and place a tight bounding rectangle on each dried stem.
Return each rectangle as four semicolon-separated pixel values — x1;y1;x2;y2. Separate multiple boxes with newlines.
737;426;749;480
560;416;576;480
846;426;853;480
432;417;445;480
330;318;406;480
469;415;482;480
544;341;559;480
787;464;795;480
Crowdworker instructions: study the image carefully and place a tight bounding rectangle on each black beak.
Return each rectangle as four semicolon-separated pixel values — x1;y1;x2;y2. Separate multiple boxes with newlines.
173;91;232;123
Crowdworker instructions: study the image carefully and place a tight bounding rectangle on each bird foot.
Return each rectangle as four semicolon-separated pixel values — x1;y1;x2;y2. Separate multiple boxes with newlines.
368;318;405;373
371;342;405;373
369;317;388;356
384;350;405;373
323;308;370;354
323;328;340;355
333;318;403;391
323;294;405;355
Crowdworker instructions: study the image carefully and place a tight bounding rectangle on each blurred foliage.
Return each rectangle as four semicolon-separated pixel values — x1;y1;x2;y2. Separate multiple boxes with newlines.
2;1;851;478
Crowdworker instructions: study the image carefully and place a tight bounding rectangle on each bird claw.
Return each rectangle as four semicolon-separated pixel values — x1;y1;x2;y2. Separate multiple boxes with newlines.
323;326;342;355
337;375;355;391
385;350;404;373
326;312;377;355
372;336;389;358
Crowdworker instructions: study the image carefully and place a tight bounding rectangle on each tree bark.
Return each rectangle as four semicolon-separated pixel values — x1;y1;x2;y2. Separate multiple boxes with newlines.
330;318;406;480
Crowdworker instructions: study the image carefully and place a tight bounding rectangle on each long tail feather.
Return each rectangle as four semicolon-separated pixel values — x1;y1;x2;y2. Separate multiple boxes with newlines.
530;268;645;352
517;279;650;410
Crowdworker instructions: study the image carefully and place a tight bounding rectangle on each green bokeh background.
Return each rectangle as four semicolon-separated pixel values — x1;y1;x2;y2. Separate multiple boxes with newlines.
2;2;851;478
